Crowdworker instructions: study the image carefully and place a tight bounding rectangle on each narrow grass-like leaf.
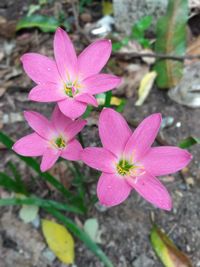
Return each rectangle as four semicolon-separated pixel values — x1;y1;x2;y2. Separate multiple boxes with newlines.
45;207;114;267
0;196;83;214
0;172;22;193
154;0;188;88
7;162;28;195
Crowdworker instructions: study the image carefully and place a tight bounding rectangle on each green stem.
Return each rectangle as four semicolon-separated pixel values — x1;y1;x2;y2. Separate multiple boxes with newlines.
105;91;112;107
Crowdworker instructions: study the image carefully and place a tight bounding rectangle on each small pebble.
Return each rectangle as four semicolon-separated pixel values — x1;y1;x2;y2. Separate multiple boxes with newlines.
42;248;56;263
176;121;181;128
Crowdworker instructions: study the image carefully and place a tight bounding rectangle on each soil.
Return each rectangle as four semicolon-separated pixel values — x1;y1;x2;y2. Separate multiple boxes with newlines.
0;1;200;267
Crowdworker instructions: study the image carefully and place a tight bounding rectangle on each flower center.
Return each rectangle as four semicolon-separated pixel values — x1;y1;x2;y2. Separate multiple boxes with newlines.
116;159;134;176
64;83;74;97
54;136;66;149
64;80;81;98
116;159;145;177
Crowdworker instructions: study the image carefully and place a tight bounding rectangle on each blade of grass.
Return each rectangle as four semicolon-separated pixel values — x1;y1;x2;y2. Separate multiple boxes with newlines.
44;207;114;267
0;131;73;199
0;196;83;214
0;172;23;193
7;162;28;195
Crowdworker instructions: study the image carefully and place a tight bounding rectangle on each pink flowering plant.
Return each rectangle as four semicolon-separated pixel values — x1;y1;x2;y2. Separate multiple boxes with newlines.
0;27;192;266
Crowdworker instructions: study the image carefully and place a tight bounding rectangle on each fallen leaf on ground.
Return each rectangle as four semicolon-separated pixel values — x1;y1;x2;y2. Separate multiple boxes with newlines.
42;219;74;264
19;205;39;223
150;225;193;267
84;218;102;244
135;71;157;106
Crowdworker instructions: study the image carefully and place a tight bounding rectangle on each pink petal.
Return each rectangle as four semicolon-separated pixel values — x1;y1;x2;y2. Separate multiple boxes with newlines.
58;97;87;119
21;53;60;84
75;93;98;107
99;108;132;156
78;39;112;80
28;83;66;102
12;133;46;156
61;139;82;161
51;105;73;131
97;173;132;207
127;173;172;210
65;119;87;141
124;113;162;161
83;74;121;94
141;146;192;176
24;111;54;140
81;147;117;173
40;147;61;172
54;27;77;81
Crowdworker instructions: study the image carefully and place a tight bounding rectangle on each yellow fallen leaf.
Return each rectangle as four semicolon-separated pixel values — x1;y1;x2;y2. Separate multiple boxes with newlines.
42;219;74;264
135;71;157;106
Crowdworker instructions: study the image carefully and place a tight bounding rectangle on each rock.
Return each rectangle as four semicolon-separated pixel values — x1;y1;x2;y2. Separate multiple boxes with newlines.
168;62;200;107
113;0;168;35
132;254;154;267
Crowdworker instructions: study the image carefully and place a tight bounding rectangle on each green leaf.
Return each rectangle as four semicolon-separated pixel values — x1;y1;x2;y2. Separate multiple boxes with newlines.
0;132;73;199
154;0;188;88
150;225;192;267
0;172;21;193
178;136;200;149
16;15;60;33
7;162;28;195
45;207;114;267
0;196;83;214
131;16;152;38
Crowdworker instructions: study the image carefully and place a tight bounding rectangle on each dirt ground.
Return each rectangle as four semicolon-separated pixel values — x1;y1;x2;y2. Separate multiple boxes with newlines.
0;1;200;267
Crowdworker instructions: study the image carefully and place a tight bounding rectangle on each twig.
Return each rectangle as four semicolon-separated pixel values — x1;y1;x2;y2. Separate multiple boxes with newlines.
71;0;92;44
113;52;200;62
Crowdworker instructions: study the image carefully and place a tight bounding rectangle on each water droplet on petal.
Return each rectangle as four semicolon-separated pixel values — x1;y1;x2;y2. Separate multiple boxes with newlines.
47;68;51;71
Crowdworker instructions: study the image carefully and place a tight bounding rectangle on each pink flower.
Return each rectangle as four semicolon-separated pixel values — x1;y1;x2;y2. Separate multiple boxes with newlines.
21;27;121;119
13;106;86;172
81;108;192;210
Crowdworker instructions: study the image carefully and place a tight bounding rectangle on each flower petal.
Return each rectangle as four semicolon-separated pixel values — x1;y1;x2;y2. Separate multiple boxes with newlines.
141;146;192;176
12;133;46;156
51;105;73;131
24;111;54;140
99;108;132;156
21;53;60;84
75;93;98;107
61;139;82;161
65;119;86;141
127;173;172;211
83;74;121;94
40;147;61;172
78;39;112;79
58;98;87;119
28;83;66;102
81;147;117;173
124;113;162;161
54;27;77;81
97;173;132;207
